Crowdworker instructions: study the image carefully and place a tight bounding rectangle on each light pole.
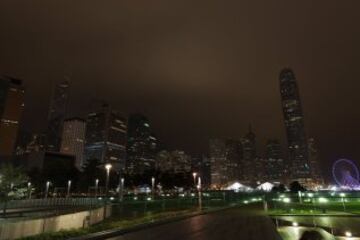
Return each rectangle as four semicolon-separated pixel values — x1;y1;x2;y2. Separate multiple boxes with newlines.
192;172;197;189
105;164;112;198
151;177;155;199
67;180;72;198
27;182;32;199
45;181;50;199
120;178;124;201
95;179;99;197
340;193;346;212
197;176;202;209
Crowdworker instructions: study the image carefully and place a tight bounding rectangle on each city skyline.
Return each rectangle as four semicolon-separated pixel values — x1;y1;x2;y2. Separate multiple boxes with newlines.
1;0;360;177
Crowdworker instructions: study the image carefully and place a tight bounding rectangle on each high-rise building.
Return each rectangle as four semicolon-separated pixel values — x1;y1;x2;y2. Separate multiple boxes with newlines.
279;68;311;183
155;150;191;174
224;139;242;182
85;104;127;171
209;138;227;188
46;80;70;151
209;138;242;187
265;139;284;182
127;114;157;175
308;138;324;186
60;118;86;170
0;76;25;162
240;126;257;184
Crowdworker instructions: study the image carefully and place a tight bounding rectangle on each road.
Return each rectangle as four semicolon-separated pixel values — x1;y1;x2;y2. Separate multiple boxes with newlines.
108;207;282;240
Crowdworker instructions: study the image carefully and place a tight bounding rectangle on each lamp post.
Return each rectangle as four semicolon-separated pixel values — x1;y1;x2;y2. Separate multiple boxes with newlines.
340;193;346;212
119;178;124;201
45;181;50;199
151;177;155;199
197;176;202;209
105;164;112;198
27;182;32;199
192;172;197;188
95;179;99;197
67;180;72;198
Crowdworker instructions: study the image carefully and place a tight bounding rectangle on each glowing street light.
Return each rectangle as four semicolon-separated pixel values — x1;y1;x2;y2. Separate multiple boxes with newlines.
27;182;32;199
340;193;346;212
197;176;202;209
192;172;197;187
292;222;299;227
119;177;124;201
45;181;50;199
283;198;291;203
105;164;112;197
95;179;99;197
67;180;72;198
345;231;352;237
318;197;329;203
151;177;155;197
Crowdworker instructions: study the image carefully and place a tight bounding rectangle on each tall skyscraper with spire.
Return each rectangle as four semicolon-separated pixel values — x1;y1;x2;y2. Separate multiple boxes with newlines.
279;68;311;184
46;80;70;151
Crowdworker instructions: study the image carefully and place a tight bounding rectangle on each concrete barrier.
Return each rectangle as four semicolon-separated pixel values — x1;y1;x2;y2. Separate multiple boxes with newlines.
0;205;111;240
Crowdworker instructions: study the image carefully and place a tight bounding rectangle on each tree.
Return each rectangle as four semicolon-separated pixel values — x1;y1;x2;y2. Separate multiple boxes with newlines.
271;184;286;193
78;158;103;191
289;181;306;193
0;164;29;216
300;231;323;240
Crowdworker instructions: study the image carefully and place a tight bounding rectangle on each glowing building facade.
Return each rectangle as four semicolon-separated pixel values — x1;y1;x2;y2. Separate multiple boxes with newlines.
85;104;127;171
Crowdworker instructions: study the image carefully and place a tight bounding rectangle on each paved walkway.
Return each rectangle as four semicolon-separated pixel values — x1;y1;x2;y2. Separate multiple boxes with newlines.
109;208;282;240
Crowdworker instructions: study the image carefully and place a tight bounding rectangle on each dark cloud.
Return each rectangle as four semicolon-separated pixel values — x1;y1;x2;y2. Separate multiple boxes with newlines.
1;0;360;179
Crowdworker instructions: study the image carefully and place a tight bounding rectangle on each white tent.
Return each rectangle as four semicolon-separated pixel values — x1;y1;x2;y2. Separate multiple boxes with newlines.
256;182;274;192
224;181;252;192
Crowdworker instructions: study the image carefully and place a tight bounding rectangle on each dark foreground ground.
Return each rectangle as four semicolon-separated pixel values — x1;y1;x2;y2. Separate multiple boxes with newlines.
107;206;282;240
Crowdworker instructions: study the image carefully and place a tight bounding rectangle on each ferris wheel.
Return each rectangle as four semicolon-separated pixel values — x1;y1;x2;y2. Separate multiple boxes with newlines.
332;159;360;189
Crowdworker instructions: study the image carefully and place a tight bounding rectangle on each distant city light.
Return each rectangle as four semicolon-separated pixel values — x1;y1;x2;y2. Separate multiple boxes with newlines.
318;197;328;203
283;198;291;203
292;222;298;227
345;231;352;237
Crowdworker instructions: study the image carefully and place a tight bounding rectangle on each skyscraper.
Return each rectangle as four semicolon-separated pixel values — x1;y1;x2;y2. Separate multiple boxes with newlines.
279;68;310;183
46;80;70;151
85;104;127;171
0;76;25;162
126;114;157;175
60;118;86;170
308;138;324;186
209;138;242;187
209;138;227;187
240;125;257;184
265;139;284;182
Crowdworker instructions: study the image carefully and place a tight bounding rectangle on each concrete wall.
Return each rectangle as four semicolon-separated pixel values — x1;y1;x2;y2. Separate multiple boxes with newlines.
0;205;111;240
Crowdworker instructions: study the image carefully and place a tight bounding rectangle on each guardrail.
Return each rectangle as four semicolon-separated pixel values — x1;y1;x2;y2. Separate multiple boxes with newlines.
0;198;101;209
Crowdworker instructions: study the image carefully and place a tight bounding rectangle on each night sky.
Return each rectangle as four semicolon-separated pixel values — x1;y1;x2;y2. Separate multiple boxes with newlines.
1;1;360;178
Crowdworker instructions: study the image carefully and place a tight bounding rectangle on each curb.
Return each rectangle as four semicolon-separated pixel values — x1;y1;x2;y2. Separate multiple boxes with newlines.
68;204;239;240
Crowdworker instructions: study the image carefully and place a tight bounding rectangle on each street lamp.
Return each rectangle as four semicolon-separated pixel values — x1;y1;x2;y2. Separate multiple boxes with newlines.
67;180;72;198
105;164;112;198
197;176;202;209
45;181;50;199
120;178;124;201
192;172;197;188
345;231;352;238
151;177;155;198
340;193;346;212
27;182;32;199
95;179;99;197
